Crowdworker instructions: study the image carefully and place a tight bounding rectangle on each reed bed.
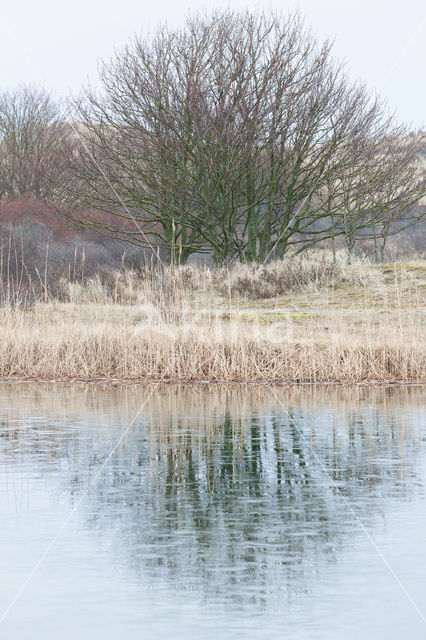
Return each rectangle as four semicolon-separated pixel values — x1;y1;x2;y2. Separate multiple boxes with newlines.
0;252;424;384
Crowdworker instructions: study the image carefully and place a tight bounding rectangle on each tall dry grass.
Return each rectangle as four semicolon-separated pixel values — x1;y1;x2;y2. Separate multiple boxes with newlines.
0;251;424;383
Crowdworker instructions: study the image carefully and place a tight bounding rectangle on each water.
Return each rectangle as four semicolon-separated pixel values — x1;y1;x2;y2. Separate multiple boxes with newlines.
0;384;425;639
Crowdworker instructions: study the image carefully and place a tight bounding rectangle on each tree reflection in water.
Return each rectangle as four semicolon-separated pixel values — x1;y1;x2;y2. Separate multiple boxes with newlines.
0;384;423;609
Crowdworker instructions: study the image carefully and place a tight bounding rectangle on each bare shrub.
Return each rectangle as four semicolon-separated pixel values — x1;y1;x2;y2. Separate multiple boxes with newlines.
211;252;378;299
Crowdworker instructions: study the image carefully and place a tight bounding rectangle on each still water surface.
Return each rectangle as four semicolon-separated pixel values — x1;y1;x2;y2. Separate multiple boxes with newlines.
0;384;425;639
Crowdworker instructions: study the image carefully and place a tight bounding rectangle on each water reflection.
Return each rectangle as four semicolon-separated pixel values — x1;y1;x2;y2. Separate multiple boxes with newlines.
0;384;424;610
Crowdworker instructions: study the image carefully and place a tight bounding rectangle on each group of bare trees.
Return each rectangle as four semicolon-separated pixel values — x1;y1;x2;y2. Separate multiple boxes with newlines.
0;86;68;201
1;10;425;264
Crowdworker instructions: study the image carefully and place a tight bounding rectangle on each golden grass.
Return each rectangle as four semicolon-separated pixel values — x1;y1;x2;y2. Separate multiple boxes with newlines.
0;253;424;384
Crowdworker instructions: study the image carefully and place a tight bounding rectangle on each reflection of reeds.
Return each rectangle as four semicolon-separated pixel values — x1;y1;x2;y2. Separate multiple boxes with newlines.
0;382;423;430
0;251;424;383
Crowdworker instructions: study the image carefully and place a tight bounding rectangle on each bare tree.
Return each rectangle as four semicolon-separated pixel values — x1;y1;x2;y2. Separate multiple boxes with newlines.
369;133;426;262
319;130;425;261
55;10;426;264
0;85;66;201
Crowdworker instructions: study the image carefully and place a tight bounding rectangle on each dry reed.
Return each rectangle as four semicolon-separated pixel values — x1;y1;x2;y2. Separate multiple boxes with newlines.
0;252;424;384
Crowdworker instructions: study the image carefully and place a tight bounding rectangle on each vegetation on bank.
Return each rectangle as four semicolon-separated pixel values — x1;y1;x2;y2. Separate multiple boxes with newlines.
0;252;423;384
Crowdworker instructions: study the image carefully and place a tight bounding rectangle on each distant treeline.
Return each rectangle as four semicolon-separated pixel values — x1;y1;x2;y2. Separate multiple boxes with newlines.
0;9;425;265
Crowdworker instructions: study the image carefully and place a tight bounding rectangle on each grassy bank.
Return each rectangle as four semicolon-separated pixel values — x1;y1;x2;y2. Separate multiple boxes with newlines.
0;253;424;384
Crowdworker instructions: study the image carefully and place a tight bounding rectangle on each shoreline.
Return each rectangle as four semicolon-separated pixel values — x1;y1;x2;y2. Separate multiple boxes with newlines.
1;377;424;387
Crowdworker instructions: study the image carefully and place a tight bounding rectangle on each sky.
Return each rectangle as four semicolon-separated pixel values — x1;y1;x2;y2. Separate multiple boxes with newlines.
0;0;424;128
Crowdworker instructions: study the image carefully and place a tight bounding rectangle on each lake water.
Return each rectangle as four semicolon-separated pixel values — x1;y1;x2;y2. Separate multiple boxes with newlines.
0;384;425;639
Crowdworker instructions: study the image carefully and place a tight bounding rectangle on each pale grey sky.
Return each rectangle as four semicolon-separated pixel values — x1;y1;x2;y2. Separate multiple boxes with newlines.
0;0;424;128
